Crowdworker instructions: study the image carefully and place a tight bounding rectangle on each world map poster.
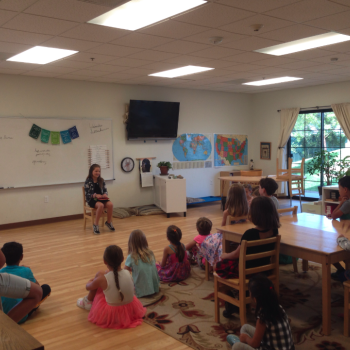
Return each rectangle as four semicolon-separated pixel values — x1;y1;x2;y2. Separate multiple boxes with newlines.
214;134;248;167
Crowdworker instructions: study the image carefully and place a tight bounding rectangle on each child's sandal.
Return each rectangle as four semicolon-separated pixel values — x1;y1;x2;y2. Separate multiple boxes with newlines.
77;296;92;311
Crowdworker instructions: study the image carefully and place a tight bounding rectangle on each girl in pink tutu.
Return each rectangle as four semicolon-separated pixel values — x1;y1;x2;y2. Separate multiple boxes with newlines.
156;225;191;282
76;245;146;329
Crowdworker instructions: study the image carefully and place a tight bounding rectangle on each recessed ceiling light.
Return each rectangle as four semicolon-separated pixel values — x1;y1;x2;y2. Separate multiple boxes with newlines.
7;46;78;64
88;0;207;31
243;77;303;86
255;32;350;56
149;65;214;78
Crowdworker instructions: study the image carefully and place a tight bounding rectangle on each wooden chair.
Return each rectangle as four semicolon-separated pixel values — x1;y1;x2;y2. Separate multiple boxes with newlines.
214;235;281;325
276;157;305;206
345;280;350;336
82;187;107;232
276;206;303;273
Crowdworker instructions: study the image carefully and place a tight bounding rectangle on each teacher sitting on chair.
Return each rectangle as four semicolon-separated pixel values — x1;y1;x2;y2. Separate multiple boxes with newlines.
85;164;115;235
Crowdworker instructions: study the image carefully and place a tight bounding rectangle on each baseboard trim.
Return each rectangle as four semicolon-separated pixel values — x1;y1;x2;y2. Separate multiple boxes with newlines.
0;214;83;230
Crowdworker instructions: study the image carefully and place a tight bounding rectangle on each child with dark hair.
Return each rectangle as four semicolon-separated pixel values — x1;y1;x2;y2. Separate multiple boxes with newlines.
156;225;191;282
227;274;294;350
331;176;350;220
329;176;350;280
77;245;146;329
185;217;212;267
259;177;279;209
0;242;51;324
217;196;280;280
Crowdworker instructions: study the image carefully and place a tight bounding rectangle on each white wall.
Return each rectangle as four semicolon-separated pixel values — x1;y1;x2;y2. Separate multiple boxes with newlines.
0;74;253;225
251;81;350;176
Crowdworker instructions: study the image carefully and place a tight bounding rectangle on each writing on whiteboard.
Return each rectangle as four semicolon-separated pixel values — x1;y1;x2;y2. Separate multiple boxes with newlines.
35;148;51;157
32;160;47;165
90;123;109;134
0;135;13;140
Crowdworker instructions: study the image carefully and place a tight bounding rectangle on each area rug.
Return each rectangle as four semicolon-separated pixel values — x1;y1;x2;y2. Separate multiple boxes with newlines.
142;263;349;350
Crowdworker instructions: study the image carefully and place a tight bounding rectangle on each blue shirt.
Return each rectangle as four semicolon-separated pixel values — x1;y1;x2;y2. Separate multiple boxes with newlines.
0;265;36;323
125;254;159;298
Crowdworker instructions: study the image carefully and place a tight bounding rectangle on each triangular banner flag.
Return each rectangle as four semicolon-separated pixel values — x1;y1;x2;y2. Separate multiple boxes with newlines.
60;130;71;144
41;129;50;143
68;126;79;139
29;124;41;139
51;131;60;145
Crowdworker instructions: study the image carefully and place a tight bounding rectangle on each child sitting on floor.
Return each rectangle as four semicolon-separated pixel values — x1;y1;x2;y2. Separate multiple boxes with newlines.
227;274;294;350
156;225;191;282
222;184;249;226
0;242;51;324
124;229;159;298
259;177;279;209
186;217;212;267
77;245;146;329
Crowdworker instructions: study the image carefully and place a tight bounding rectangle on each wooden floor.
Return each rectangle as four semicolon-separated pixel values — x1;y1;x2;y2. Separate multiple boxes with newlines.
0;199;302;350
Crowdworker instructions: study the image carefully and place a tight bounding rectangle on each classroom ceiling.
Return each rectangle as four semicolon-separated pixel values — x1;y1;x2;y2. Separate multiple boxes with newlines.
1;0;350;93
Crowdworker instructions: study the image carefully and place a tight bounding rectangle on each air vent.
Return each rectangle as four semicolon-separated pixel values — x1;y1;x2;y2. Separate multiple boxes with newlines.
77;0;128;8
224;79;249;85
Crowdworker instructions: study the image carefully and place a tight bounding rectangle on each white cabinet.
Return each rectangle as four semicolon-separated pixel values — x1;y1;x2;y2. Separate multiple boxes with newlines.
322;185;339;216
154;175;187;218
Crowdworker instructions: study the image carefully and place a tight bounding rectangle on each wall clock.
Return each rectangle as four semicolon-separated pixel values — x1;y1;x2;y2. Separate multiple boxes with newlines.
121;157;134;172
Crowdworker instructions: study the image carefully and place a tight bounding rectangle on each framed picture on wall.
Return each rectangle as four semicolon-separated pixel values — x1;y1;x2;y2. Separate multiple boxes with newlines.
260;142;271;160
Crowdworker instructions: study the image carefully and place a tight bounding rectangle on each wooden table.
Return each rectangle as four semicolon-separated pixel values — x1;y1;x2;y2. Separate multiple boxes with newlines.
0;311;44;349
217;212;350;336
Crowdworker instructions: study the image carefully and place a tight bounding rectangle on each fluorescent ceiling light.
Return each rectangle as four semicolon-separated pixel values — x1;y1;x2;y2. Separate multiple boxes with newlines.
149;65;214;78
243;77;303;86
88;0;207;31
255;32;350;56
7;46;78;64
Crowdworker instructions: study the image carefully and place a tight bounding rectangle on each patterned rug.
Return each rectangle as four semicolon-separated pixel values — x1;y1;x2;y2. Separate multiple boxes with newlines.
141;262;349;350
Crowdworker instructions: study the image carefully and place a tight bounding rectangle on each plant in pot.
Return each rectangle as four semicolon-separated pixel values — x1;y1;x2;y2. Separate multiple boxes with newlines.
157;161;172;176
307;150;343;196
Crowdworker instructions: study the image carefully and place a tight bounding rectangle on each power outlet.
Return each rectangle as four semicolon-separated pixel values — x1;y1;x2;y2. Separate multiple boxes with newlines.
44;196;49;203
210;179;213;186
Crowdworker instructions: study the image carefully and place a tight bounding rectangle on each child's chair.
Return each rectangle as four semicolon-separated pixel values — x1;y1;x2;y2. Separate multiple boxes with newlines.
344;280;350;336
214;235;281;325
82;187;107;233
276;157;305;206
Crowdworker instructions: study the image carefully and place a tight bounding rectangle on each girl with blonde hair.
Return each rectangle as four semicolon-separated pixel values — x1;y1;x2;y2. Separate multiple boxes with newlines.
125;230;159;297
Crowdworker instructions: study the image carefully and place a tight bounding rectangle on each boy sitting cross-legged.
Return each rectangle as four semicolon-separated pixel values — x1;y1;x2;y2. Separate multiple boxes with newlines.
0;242;51;323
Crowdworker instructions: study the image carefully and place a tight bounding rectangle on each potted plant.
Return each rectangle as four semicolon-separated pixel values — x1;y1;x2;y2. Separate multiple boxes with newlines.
307;150;350;195
307;150;337;196
157;161;172;176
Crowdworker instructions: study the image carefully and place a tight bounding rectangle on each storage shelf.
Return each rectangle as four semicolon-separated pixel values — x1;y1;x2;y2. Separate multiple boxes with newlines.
324;200;340;204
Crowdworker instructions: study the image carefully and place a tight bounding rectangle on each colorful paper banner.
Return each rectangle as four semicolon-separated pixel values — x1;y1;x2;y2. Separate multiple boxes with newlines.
29;124;41;139
41;129;50;143
60;130;72;144
51;131;60;145
29;124;79;145
68;126;79;139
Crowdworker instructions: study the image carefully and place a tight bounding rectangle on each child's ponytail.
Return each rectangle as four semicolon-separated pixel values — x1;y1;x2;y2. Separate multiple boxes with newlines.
112;266;124;302
166;225;185;262
103;245;124;302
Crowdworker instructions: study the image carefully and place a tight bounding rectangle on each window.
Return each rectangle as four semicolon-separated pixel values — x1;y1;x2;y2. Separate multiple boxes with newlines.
287;110;350;199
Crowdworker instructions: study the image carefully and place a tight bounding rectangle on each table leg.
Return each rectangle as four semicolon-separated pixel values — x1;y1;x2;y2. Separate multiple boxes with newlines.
345;259;350;270
321;256;331;336
302;259;309;272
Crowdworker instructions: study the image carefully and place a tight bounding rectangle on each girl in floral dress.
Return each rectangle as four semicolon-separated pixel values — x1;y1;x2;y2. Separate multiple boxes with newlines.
156;225;191;282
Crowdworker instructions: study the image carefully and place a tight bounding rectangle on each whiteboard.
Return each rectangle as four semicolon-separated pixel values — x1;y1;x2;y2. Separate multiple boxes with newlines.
0;117;114;188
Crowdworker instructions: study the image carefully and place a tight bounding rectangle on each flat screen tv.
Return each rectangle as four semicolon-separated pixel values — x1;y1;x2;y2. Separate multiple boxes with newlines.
127;100;180;140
